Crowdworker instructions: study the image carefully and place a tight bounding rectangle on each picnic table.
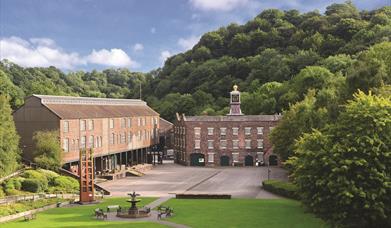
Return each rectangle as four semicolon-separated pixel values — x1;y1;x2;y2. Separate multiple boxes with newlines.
94;208;107;220
107;205;121;212
157;206;174;219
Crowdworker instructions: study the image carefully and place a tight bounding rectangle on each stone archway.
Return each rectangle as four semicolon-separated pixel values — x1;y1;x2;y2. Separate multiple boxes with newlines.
220;155;230;166
244;155;254;166
190;153;205;166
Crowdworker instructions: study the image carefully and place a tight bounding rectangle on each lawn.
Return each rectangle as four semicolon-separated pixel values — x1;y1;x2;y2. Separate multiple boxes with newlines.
162;198;329;228
2;197;166;228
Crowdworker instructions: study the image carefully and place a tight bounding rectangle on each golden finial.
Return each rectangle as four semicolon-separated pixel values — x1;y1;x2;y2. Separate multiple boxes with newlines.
233;85;238;91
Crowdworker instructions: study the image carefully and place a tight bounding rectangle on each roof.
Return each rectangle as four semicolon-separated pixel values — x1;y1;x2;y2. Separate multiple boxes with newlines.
31;95;159;119
159;117;173;131
183;115;282;122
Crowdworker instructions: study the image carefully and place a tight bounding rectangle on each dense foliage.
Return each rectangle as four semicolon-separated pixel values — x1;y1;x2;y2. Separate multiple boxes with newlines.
289;91;391;227
0;198;65;217
32;131;62;170
262;179;299;199
0;95;20;177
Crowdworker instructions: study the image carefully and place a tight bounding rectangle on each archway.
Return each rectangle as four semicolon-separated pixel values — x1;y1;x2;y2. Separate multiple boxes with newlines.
269;155;278;166
220;155;230;166
190;153;205;166
244;155;254;166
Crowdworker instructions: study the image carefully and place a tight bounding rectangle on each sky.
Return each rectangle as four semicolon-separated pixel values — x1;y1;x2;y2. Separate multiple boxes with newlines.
0;0;390;72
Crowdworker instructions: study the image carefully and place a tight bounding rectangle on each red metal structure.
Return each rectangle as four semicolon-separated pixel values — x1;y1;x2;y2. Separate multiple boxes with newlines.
79;148;94;203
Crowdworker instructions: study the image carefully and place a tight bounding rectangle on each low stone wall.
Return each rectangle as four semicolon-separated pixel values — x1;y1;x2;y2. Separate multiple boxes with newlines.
175;194;231;199
0;202;70;224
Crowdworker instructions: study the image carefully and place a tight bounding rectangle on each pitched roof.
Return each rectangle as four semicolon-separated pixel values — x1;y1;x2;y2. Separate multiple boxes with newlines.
32;95;159;119
183;115;282;122
159;117;173;131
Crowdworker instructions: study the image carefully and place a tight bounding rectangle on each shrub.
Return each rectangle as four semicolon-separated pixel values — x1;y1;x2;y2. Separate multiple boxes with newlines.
0;188;5;198
21;179;42;193
262;179;299;199
38;169;59;185
21;170;48;191
51;176;79;193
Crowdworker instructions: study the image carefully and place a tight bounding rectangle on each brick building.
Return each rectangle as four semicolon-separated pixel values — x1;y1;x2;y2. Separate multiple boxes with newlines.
13;95;160;174
174;86;281;167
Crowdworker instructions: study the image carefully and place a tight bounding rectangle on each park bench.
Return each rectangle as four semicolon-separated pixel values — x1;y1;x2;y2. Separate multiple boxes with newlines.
107;205;121;212
139;207;151;214
94;208;107;220
24;213;36;221
157;206;174;219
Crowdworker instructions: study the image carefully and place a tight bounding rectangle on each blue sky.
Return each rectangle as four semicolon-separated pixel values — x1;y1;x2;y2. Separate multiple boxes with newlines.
0;0;390;72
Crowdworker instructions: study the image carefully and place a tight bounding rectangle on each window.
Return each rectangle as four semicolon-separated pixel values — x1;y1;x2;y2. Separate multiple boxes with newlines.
110;133;114;145
80;120;86;131
220;140;227;149
208;140;214;149
208;153;214;163
233;140;239;149
88;120;94;130
232;153;239;162
110;119;114;129
143;118;146;126
232;127;239;136
194;127;201;139
154;117;158;125
195;140;200;149
207;128;214;136
89;135;94;148
144;130;147;140
245;139;251;149
63;138;69;152
245;127;251;135
257;139;264;149
257;152;264;162
96;136;99;148
257;127;264;135
121;133;126;144
63;121;69;133
128;132;132;143
220;128;227;136
121;118;126;128
80;136;86;148
138;118;141;126
127;118;132;128
138;130;141;141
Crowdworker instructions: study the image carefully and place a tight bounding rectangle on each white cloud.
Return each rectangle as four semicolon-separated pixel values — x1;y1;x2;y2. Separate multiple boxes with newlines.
87;48;139;68
150;27;156;34
189;0;249;11
159;50;172;65
178;35;200;50
132;43;144;52
0;36;84;69
0;36;139;69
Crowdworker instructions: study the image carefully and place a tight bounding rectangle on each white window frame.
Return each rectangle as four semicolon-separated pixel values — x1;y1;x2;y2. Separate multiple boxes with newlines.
208;153;214;163
195;140;201;149
245;127;251;135
220;128;227;136
63;121;69;133
63;138;69;152
110;119;114;129
208;140;214;149
233;139;239;149
88;119;94;131
257;127;264;135
232;127;239;136
89;135;94;148
245;139;251;149
220;140;227;149
121;118;126;128
194;127;201;139
257;139;264;149
232;153;239;162
80;136;86;148
80;120;86;131
207;127;214;136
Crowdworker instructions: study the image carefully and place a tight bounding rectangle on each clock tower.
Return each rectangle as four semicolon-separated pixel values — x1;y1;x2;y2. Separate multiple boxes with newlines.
228;85;243;116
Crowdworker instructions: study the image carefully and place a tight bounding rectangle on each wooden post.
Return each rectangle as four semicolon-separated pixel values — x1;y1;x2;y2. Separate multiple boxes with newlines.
79;148;95;203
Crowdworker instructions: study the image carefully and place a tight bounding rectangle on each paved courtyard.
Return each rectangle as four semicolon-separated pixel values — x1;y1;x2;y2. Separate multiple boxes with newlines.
99;162;288;198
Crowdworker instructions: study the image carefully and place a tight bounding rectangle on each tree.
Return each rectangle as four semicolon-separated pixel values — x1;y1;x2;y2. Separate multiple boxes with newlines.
0;96;21;177
32;130;62;170
289;91;391;227
270;91;328;161
0;70;24;108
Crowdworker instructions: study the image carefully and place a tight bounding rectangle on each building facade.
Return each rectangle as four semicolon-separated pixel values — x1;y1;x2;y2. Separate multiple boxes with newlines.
174;86;281;167
13;95;160;175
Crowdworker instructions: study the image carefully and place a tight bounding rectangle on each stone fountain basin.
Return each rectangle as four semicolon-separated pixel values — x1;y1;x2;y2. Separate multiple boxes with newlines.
116;211;150;218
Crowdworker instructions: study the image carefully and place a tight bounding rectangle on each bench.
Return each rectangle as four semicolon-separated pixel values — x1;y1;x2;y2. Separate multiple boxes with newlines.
157;206;174;219
24;213;36;221
107;205;121;212
94;208;107;220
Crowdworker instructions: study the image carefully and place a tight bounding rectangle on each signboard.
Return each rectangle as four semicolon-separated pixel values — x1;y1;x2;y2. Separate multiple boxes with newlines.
199;158;205;163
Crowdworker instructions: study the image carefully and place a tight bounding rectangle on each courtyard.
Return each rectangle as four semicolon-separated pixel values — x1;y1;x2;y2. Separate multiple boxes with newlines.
99;162;288;198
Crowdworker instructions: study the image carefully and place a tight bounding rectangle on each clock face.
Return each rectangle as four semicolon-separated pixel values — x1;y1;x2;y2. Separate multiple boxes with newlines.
232;94;239;102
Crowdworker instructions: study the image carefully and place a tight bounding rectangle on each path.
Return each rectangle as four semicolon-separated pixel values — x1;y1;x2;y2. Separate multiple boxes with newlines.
105;196;190;228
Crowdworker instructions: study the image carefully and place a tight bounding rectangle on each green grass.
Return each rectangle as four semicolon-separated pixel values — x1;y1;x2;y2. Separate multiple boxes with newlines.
2;197;166;228
162;198;329;228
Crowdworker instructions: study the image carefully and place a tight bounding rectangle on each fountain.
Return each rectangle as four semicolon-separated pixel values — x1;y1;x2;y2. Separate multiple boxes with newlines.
116;191;151;218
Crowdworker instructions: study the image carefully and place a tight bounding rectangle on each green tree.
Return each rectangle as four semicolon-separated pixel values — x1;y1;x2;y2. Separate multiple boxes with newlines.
270;91;328;161
0;96;21;177
32;130;62;170
289;91;391;227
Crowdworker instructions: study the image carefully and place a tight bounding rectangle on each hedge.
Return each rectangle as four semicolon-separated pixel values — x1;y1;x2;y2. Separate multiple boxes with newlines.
21;179;42;193
262;179;299;199
0;198;64;216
